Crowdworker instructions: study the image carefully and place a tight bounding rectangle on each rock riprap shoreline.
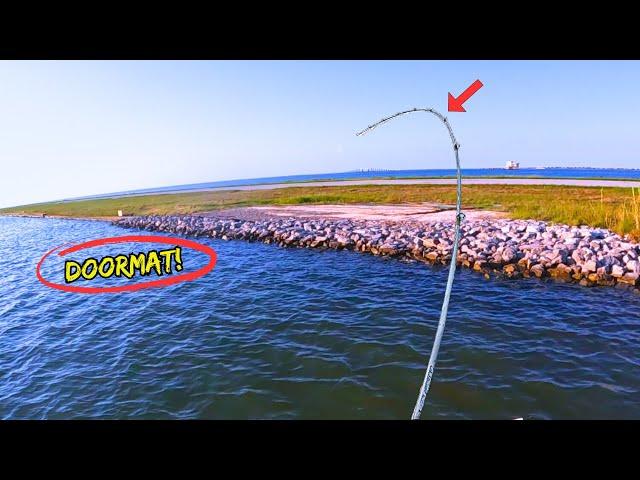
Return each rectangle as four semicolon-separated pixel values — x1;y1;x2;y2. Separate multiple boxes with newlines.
114;215;640;291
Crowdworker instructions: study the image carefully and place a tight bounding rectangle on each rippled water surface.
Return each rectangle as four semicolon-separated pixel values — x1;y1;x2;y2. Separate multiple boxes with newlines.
1;217;639;419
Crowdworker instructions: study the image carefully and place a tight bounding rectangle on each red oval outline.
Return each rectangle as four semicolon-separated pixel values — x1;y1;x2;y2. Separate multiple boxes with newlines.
36;235;217;294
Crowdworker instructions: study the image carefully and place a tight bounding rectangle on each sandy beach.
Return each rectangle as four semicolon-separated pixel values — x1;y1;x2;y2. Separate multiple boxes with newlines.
204;203;507;223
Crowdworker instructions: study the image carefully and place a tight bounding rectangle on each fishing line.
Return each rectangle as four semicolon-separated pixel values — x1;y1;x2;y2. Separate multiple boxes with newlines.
356;108;464;420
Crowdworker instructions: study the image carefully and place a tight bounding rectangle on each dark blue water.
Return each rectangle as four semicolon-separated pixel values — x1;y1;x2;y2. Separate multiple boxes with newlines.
65;168;640;201
2;216;640;419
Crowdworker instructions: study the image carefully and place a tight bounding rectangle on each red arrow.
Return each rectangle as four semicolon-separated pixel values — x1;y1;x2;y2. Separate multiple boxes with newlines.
448;79;483;112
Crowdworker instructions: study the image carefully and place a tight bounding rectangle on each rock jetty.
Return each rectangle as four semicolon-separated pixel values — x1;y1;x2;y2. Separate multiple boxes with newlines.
114;215;640;291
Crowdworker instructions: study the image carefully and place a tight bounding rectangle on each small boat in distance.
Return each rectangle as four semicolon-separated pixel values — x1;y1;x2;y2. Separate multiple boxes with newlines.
505;160;520;170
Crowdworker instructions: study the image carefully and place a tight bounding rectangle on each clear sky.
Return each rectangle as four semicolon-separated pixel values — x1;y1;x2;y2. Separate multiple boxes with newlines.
1;60;639;208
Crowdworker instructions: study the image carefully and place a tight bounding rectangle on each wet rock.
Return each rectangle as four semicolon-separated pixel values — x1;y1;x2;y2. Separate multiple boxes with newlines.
530;264;545;278
473;260;486;271
619;272;639;286
425;251;439;262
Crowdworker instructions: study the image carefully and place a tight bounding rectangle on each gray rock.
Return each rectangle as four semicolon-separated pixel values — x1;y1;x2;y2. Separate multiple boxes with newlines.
501;247;516;263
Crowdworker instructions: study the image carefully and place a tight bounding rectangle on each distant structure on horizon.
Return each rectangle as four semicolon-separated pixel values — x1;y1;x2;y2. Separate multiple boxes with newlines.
354;168;393;173
505;160;520;170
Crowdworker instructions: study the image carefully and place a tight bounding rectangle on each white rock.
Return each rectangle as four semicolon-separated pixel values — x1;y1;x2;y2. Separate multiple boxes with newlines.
612;265;625;277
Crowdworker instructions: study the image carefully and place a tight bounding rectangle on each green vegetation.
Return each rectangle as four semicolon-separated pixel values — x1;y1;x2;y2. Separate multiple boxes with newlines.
2;184;640;238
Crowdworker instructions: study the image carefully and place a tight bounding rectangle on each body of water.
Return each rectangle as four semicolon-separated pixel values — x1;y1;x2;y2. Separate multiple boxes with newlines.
1;216;639;419
64;167;640;201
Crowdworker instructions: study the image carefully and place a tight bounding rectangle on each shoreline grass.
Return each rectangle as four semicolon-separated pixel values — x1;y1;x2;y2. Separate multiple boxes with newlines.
2;184;640;239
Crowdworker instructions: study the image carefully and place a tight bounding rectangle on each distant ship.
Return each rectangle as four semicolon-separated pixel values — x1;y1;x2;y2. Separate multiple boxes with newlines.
505;161;520;170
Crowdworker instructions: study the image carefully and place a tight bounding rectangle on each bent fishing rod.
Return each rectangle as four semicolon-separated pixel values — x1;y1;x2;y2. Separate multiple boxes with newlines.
356;108;464;420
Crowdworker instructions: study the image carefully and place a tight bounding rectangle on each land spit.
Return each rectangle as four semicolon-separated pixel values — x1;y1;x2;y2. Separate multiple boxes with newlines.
114;205;640;292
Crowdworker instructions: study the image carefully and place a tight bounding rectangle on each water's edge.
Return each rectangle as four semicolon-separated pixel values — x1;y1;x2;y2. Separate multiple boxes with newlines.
114;214;640;294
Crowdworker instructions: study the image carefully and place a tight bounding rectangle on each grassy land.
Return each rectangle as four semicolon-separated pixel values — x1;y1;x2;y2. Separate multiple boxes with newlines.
2;184;640;238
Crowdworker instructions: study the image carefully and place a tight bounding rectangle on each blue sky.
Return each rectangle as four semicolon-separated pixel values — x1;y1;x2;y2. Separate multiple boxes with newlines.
1;60;639;208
